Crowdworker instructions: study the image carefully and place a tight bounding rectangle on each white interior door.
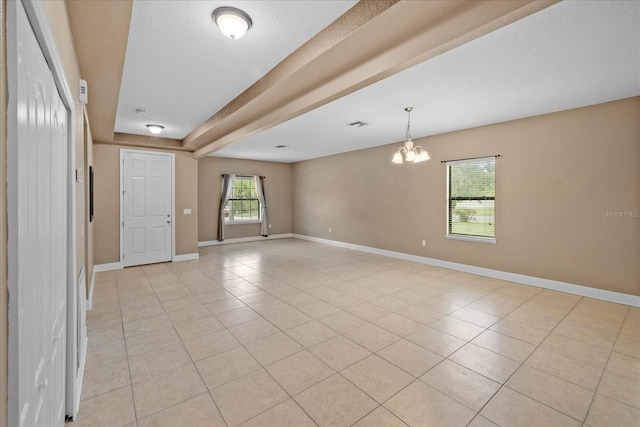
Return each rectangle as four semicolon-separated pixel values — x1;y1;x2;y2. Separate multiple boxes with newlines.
9;2;68;425
122;151;173;267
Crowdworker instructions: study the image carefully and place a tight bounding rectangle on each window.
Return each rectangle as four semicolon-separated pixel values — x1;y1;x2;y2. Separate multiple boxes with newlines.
225;176;261;223
447;157;495;242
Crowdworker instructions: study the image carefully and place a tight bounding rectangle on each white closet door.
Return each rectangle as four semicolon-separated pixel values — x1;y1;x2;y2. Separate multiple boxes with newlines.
14;3;68;426
122;151;173;267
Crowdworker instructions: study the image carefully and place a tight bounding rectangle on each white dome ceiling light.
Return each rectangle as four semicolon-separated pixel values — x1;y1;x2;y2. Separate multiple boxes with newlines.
146;124;165;135
212;7;252;40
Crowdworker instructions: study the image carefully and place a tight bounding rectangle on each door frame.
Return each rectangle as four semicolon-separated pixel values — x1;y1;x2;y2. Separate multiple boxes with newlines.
6;0;80;423
119;148;176;268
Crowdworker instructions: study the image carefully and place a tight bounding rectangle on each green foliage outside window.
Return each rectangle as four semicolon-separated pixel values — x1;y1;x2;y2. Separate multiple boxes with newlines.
448;159;495;238
226;177;260;222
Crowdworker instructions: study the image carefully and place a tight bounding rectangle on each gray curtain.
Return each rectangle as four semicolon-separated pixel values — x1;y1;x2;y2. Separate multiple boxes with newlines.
218;173;235;241
255;176;269;237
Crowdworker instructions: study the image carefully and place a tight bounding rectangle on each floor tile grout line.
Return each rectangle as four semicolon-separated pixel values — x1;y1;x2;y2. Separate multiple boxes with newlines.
460;295;575;424
206;243;538;425
478;294;616;424
175;261;326;425
126;265;224;424
195;251;449;425
116;268;143;425
581;304;633;421
376;284;579;424
147;267;234;426
88;242;637;427
198;250;346;425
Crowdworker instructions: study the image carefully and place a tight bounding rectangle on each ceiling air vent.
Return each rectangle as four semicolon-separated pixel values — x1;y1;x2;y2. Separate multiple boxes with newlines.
348;121;367;128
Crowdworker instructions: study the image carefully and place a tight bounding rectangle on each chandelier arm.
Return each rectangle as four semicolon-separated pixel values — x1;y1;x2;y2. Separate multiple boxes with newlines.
392;106;429;164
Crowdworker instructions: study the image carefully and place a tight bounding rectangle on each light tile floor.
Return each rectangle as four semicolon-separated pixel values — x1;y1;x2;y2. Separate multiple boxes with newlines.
70;239;640;427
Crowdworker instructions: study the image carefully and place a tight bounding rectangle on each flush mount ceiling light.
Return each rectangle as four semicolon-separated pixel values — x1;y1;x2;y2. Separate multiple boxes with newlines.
392;107;430;164
146;124;165;135
212;7;252;39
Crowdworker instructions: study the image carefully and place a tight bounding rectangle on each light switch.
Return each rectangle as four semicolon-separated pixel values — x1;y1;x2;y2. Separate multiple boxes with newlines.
183;208;192;215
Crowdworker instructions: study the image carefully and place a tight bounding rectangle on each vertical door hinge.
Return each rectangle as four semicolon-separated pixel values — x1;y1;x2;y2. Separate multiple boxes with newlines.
121;221;124;227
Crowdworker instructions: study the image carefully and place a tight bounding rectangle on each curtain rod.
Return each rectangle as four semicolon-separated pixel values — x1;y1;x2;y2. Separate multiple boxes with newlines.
440;154;501;163
221;174;265;178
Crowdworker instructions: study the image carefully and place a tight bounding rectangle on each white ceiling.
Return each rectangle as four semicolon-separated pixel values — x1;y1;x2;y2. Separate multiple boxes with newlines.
114;0;357;139
211;0;640;163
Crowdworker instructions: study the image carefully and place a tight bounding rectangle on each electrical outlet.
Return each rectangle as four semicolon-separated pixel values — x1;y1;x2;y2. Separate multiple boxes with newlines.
269;224;272;228
422;240;426;247
329;227;332;233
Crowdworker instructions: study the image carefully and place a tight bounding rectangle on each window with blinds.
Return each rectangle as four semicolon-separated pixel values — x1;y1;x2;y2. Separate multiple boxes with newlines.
225;176;261;223
446;157;496;242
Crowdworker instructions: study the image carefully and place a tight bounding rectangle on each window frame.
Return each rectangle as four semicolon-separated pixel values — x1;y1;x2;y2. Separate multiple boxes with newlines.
445;157;496;244
224;175;262;225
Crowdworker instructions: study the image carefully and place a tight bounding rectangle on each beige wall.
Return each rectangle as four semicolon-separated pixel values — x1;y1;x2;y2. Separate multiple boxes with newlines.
198;157;292;242
292;97;640;296
175;154;199;255
93;144;120;264
93;144;199;265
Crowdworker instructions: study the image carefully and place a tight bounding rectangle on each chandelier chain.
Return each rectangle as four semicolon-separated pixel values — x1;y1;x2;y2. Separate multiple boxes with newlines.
405;107;413;141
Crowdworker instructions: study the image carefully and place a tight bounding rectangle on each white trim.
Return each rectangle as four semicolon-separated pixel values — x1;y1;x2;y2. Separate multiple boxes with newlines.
21;1;74;109
446;234;496;244
87;267;96;311
119;149;175;266
72;268;87;416
171;154;176;261
198;233;293;247
445;156;497;245
292;234;640;307
173;253;200;262
93;262;124;272
73;338;86;420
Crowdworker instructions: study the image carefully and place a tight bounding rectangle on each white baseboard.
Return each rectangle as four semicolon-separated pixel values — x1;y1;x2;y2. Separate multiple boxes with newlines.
173;253;199;262
198;233;293;247
74;333;87;417
87;267;96;311
93;261;123;272
292;234;640;307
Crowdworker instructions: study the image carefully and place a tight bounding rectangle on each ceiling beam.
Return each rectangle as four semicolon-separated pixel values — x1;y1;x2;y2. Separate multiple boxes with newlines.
182;0;399;151
190;0;558;158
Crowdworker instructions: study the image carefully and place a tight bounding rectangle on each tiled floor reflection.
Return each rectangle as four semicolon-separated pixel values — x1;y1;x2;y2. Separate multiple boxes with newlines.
71;239;639;426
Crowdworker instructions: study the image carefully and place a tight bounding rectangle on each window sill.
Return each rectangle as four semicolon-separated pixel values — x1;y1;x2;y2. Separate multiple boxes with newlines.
225;221;261;226
446;234;496;244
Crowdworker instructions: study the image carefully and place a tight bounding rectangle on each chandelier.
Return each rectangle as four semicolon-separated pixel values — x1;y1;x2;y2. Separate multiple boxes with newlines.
392;107;430;164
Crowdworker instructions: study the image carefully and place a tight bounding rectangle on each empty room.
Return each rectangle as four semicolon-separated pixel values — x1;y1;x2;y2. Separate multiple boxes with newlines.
1;0;639;426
